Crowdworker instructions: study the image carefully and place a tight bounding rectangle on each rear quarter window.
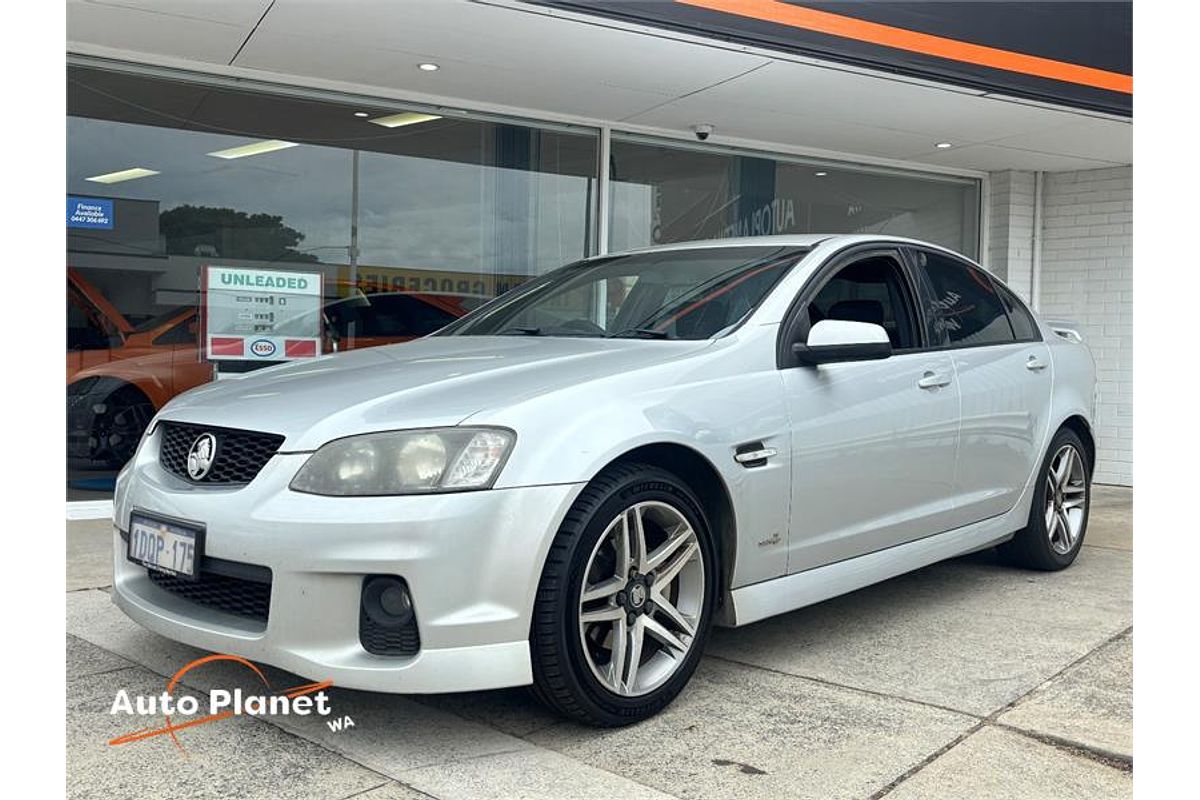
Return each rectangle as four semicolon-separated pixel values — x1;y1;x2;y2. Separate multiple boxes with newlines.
916;250;1015;347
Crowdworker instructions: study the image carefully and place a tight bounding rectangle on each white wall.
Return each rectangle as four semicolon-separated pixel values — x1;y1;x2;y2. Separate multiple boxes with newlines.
985;166;1132;486
986;170;1036;293
1039;166;1132;485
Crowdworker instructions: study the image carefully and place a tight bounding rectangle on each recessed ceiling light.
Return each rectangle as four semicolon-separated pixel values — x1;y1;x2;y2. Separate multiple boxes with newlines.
814;171;828;177
418;63;439;72
207;140;299;159
935;141;953;149
368;112;442;128
85;167;159;184
354;111;369;118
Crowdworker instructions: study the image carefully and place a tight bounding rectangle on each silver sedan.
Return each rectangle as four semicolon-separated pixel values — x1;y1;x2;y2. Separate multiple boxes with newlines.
113;235;1096;725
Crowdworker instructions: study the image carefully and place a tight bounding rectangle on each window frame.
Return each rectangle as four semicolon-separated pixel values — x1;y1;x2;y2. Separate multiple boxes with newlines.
775;244;928;369
901;246;1037;352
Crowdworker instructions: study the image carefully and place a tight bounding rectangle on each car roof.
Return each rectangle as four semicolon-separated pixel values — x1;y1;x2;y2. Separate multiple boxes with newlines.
611;233;966;257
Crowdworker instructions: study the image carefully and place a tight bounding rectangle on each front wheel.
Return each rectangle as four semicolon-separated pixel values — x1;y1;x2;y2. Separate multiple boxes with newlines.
530;462;717;726
998;428;1091;570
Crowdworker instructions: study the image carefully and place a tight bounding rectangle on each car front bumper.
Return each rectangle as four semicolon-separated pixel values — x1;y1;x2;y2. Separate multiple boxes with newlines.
112;431;583;693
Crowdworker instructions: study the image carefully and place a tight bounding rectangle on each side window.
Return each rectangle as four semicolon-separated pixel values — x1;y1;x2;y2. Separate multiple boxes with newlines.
153;316;197;346
916;250;1015;347
366;294;458;337
807;255;917;350
995;282;1040;341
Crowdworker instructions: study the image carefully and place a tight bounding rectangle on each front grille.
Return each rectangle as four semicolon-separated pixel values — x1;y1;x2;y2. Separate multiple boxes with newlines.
159;422;284;484
148;565;272;623
359;609;421;657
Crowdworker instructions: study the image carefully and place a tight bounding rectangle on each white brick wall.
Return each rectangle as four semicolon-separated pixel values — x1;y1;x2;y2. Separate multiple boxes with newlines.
986;166;1132;485
1037;166;1132;485
986;170;1036;296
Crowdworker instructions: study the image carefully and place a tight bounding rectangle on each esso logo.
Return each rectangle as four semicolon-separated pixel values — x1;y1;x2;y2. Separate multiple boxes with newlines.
250;339;277;357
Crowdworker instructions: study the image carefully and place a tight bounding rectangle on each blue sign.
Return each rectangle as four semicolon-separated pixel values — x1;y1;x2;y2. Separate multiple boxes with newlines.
67;196;114;230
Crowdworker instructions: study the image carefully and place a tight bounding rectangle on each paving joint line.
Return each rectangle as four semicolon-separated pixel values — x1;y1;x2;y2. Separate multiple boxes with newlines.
867;624;1133;798
335;781;399;800
992;722;1132;772
703;653;983;720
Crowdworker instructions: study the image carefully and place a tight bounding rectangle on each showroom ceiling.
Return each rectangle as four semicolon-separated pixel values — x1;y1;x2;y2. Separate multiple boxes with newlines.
66;0;1132;173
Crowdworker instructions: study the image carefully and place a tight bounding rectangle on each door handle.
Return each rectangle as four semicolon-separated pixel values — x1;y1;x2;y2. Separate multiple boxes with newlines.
917;371;952;389
1026;355;1048;372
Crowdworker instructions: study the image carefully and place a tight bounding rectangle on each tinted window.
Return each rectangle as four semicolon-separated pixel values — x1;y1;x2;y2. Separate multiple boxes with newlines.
916;250;1014;347
153;315;198;346
364;295;458;337
807;256;917;350
325;293;458;339
995;282;1040;341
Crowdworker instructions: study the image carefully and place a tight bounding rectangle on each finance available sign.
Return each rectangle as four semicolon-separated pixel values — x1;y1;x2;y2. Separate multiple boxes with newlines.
67;196;114;229
204;266;323;361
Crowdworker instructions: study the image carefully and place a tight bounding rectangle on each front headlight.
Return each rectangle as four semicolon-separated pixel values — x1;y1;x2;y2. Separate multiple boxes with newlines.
289;427;515;496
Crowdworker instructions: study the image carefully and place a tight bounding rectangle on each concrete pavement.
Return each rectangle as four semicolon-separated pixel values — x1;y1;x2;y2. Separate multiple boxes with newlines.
65;485;1132;799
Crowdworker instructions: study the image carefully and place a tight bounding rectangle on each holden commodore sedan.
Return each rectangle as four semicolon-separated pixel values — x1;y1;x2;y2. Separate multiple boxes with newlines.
112;234;1096;726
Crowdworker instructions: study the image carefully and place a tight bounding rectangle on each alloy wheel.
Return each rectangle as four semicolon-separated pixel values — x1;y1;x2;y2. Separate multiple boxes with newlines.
1045;444;1087;555
577;501;705;697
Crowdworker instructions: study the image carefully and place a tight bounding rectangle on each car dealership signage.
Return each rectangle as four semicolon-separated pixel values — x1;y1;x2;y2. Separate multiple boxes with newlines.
203;266;323;361
66;196;114;229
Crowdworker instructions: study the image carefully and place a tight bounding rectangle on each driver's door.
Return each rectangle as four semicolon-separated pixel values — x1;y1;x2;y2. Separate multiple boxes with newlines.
780;249;962;574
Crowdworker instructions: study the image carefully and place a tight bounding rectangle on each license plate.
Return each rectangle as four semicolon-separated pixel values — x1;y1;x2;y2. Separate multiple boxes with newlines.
127;512;204;580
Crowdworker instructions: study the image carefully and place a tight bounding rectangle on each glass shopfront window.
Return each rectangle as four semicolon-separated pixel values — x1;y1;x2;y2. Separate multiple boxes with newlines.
608;135;980;258
65;66;982;504
66;66;597;498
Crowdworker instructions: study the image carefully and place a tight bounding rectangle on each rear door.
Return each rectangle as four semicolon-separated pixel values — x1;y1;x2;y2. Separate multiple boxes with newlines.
780;247;962;573
908;248;1053;526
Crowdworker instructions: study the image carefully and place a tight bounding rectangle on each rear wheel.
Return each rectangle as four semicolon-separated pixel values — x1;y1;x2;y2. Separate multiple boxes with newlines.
530;462;716;726
998;428;1091;570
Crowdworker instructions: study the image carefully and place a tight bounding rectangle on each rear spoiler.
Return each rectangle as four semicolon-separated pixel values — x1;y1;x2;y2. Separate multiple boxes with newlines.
1044;318;1084;344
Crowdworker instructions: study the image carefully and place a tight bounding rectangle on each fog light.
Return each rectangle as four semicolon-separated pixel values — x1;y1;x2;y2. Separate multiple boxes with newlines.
361;576;414;627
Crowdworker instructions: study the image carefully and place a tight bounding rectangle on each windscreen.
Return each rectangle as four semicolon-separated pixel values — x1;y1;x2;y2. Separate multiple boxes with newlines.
441;246;804;340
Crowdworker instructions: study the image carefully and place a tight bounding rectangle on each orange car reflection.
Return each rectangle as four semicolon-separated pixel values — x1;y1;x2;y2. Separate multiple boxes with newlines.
67;268;475;467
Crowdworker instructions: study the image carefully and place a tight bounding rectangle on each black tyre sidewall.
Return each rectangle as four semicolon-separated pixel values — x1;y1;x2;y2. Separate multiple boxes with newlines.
1021;429;1091;569
532;464;717;726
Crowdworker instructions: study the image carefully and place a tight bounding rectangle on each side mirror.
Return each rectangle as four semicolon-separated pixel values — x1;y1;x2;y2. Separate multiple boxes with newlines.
792;320;892;366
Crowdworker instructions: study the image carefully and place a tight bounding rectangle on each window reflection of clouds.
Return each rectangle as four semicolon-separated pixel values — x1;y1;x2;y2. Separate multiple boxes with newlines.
68;116;593;276
68;116;353;260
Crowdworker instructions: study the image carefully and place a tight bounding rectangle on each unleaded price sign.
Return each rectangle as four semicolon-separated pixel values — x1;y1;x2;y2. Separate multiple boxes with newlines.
204;266;323;361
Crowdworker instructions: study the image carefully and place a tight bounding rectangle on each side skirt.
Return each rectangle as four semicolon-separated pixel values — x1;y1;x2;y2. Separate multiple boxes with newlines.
720;512;1018;627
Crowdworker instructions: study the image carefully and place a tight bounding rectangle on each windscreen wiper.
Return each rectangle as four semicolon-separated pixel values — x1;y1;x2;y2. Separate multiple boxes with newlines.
607;327;671;339
498;326;543;336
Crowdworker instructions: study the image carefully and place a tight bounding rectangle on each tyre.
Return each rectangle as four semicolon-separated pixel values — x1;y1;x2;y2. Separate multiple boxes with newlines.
93;385;155;468
530;462;717;726
998;428;1091;570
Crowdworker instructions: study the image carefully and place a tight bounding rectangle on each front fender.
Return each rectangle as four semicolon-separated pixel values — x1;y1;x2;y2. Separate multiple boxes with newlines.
471;327;793;588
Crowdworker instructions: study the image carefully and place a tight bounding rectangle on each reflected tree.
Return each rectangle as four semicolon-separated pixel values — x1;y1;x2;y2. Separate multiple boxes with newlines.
160;205;318;262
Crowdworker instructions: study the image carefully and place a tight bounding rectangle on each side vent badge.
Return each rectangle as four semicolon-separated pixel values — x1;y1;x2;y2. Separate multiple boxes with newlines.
734;442;777;469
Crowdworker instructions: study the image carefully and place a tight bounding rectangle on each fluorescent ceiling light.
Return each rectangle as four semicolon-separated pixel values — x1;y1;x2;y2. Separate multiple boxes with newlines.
814;171;828;177
418;63;440;71
354;111;369;118
207;140;298;159
369;112;442;128
935;142;954;149
85;167;159;184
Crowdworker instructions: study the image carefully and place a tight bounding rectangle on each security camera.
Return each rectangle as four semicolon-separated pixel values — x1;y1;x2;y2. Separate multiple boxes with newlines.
691;124;714;141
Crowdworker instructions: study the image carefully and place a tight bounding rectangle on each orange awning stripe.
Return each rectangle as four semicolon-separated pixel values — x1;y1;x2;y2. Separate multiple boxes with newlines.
676;0;1132;94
